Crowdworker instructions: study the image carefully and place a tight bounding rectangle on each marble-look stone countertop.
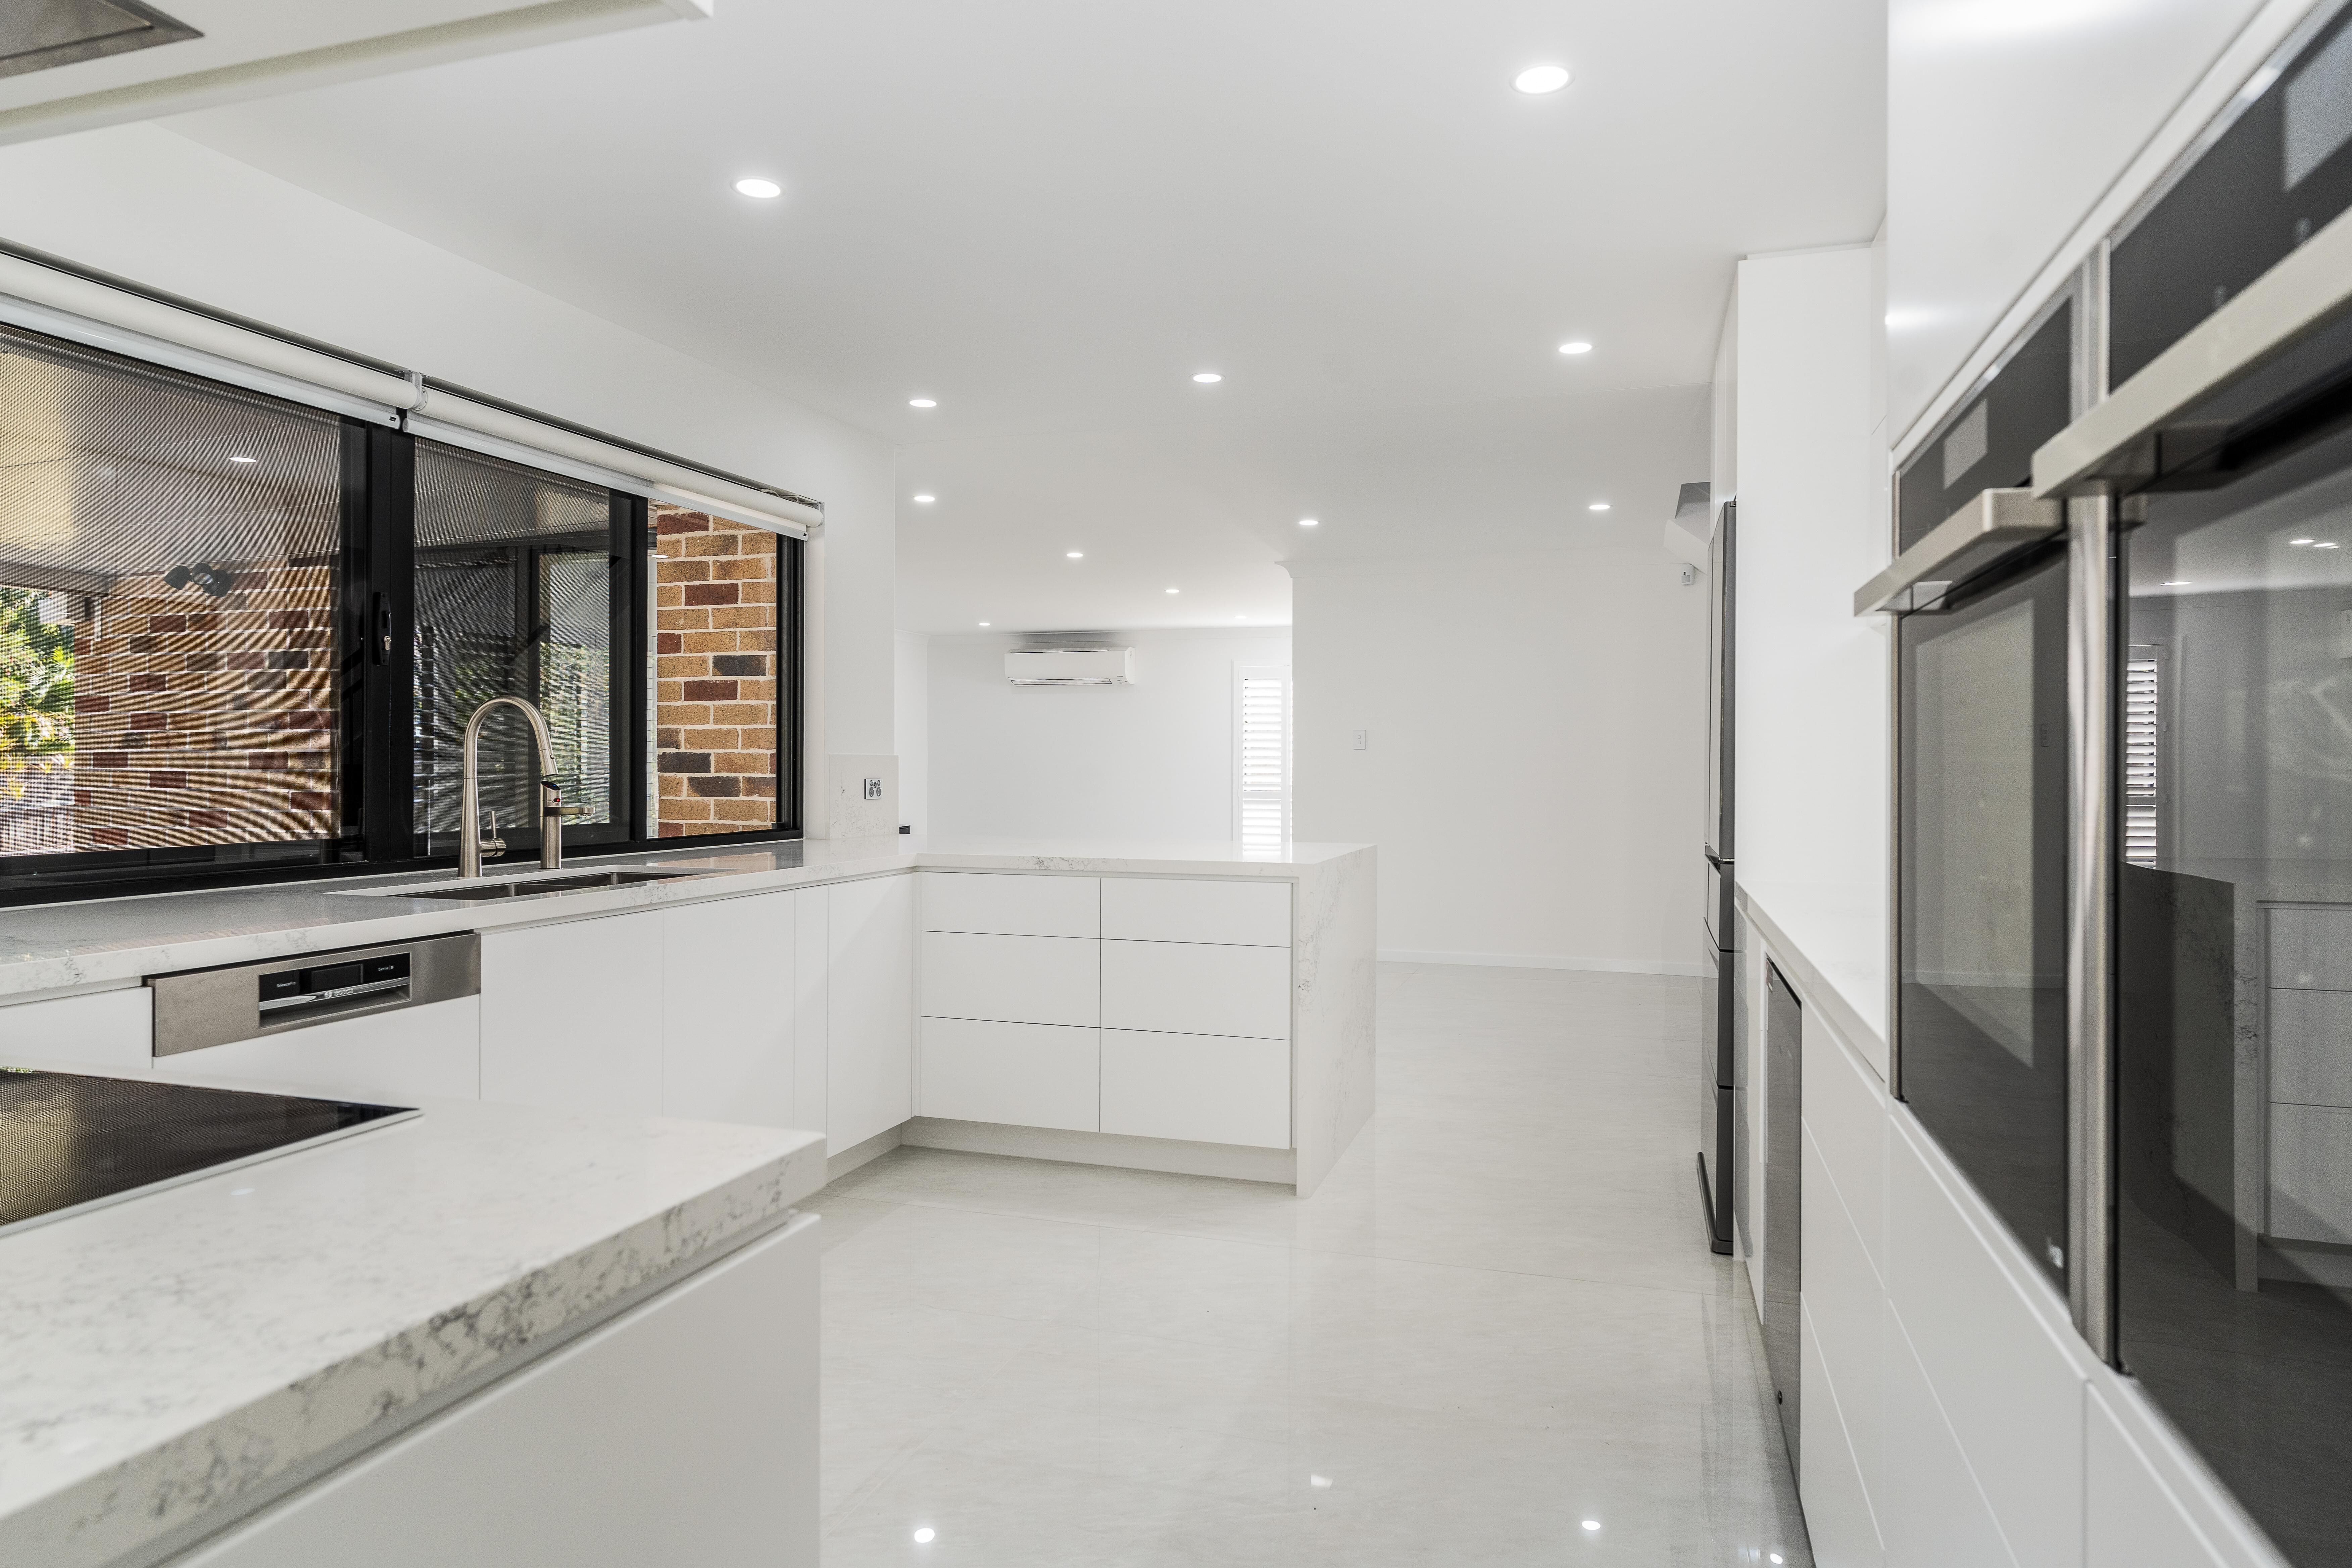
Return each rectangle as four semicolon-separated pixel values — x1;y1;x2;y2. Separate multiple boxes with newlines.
0;836;1372;1002
0;1089;825;1568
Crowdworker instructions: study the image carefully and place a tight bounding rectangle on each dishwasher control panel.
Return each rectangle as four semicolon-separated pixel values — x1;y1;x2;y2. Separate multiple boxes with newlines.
149;934;478;1057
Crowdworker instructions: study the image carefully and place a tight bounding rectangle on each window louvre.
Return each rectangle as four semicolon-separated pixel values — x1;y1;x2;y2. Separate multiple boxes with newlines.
2123;652;2162;866
1235;666;1291;850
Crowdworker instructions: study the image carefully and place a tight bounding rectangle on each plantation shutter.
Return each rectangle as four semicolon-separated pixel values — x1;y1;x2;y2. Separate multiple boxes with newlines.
1235;666;1292;849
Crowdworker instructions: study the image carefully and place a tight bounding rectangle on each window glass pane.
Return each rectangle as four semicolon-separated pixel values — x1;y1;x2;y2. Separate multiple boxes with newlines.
653;505;782;836
0;326;346;884
412;442;620;856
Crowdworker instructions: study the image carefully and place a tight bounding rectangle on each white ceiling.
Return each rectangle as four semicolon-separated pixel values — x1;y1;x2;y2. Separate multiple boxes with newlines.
151;0;1884;631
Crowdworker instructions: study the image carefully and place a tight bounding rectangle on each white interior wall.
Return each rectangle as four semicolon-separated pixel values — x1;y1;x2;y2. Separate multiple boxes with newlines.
0;122;897;776
925;628;1290;841
893;631;930;835
1291;545;1706;972
1733;244;1891;1057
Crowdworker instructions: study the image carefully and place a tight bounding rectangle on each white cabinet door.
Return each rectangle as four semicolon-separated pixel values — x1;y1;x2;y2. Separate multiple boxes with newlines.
663;893;796;1127
155;997;481;1104
919;1018;1100;1131
920;872;1098;937
1101;940;1290;1040
920;931;1098;1027
792;887;828;1141
176;1214;820;1568
1100;1029;1288;1147
1100;878;1290;947
0;986;151;1070
480;911;665;1114
828;875;914;1153
2269;906;2352;990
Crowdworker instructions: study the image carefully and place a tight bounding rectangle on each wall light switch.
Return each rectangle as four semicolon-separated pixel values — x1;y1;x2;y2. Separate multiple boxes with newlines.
862;777;883;800
1351;730;1367;750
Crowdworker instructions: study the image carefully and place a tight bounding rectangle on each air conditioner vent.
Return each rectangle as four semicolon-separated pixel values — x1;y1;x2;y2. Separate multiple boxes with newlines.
1005;647;1135;686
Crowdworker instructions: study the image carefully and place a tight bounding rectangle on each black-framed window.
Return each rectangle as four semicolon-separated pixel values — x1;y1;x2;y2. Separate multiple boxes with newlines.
0;322;802;907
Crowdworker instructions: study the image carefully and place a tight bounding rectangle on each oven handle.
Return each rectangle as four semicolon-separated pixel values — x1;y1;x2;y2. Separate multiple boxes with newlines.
2034;196;2352;497
1851;487;2062;616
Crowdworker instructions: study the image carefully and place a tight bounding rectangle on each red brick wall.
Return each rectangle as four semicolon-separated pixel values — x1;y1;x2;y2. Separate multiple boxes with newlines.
69;559;339;847
654;508;781;836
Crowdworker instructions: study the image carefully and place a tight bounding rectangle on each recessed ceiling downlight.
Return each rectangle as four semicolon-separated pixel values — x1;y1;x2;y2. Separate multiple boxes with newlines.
908;398;937;409
1559;341;1592;355
1166;587;1180;594
734;177;782;199
230;455;257;463
1192;372;1223;384
1514;64;1571;94
1067;551;1084;559
912;494;935;504
1588;502;1610;512
1298;517;1319;528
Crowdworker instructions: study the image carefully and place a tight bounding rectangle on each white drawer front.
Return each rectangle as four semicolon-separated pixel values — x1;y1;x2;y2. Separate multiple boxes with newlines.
2270;1102;2352;1244
1101;1030;1289;1148
920;872;1099;938
2271;988;2352;1107
2269;906;2352;991
1100;877;1290;947
920;1018;1100;1132
921;931;1098;1027
1101;940;1289;1040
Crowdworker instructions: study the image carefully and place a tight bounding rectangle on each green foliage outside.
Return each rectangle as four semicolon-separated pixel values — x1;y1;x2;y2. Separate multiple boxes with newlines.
0;586;75;776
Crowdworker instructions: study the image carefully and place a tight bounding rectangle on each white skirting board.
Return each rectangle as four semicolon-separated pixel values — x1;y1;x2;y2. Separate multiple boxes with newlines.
901;1117;1298;1187
824;1126;903;1184
1378;949;1708;977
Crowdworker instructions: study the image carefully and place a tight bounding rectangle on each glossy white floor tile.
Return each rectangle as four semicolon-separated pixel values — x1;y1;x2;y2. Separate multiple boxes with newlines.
812;963;1811;1566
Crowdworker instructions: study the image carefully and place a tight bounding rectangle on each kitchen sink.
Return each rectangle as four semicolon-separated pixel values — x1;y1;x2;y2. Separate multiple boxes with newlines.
394;868;711;902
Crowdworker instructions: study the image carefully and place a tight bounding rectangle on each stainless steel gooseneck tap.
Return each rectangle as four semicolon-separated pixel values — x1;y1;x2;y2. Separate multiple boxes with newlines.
458;697;587;878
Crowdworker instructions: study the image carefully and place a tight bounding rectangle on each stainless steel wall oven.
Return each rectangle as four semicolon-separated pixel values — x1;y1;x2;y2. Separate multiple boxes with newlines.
1872;6;2352;1561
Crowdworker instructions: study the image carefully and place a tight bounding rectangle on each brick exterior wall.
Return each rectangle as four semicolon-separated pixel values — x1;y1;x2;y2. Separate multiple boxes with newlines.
69;559;339;848
654;508;780;836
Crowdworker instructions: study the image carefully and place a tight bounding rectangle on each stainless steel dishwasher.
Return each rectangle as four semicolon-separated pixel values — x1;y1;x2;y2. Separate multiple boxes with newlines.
148;933;480;1057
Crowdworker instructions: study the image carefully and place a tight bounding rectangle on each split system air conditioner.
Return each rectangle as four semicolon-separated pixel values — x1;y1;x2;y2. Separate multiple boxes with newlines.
1004;647;1135;686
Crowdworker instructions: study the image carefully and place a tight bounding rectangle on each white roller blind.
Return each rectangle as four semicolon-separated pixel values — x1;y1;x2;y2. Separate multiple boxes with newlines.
0;250;820;536
1235;666;1292;850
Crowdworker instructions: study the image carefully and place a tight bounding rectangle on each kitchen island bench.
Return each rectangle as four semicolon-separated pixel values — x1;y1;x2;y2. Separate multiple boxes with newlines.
0;1088;825;1568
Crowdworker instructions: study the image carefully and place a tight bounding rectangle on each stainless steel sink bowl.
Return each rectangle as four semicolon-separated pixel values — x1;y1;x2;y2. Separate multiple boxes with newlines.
395;868;710;902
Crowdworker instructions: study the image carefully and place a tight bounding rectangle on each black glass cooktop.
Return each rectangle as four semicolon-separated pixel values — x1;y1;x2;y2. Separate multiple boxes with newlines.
0;1069;413;1239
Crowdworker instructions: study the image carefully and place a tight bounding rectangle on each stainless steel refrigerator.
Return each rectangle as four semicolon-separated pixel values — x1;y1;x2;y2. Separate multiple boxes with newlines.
1697;489;1736;1255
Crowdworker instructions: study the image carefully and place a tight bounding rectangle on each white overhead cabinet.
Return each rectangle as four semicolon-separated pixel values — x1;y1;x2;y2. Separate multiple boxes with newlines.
915;871;1292;1151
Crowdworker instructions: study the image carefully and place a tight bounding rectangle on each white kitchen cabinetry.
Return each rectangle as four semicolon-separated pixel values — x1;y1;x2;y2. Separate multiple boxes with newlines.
1101;1029;1288;1147
1101;939;1289;1040
155;998;481;1105
915;872;1298;1155
920;1018;1099;1131
170;1214;819;1568
0;985;151;1070
662;892;796;1128
921;872;1097;937
920;931;1098;1027
480;910;665;1114
827;875;913;1153
1101;877;1288;947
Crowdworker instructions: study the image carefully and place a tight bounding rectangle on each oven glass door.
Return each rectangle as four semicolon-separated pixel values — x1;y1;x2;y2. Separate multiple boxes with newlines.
1898;542;2072;1292
2116;411;2352;1567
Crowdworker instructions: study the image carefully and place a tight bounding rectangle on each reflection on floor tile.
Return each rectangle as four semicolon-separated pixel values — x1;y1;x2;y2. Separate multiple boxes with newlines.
811;963;1812;1566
